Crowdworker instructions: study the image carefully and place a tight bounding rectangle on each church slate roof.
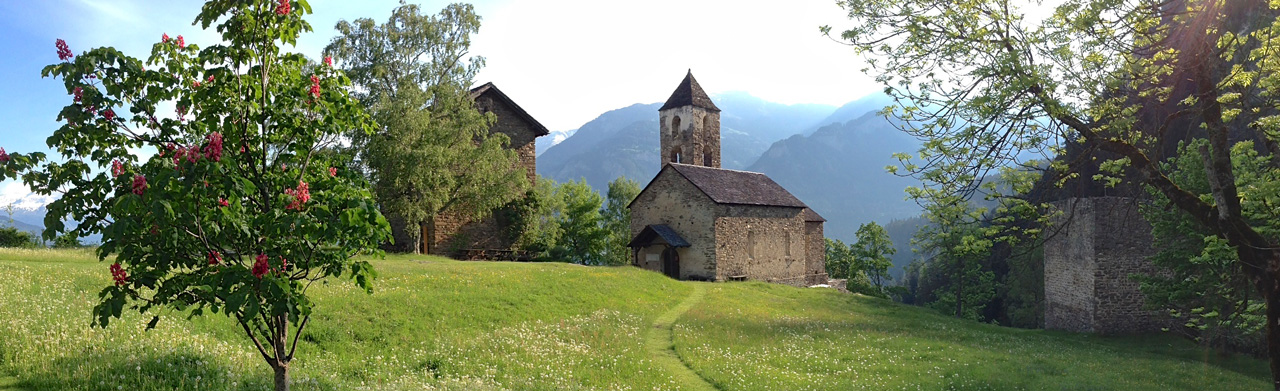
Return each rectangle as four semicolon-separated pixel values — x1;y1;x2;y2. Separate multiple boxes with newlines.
666;163;807;208
627;224;691;248
658;70;721;112
470;82;551;136
802;208;826;222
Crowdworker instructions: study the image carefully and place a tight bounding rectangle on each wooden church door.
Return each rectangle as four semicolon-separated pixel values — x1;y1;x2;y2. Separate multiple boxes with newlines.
662;247;680;278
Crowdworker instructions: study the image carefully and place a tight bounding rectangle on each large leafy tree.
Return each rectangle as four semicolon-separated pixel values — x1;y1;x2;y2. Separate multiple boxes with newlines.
912;200;998;320
829;0;1280;384
325;2;526;253
851;221;896;289
1139;139;1266;355
0;1;390;390
554;179;608;265
601;177;641;266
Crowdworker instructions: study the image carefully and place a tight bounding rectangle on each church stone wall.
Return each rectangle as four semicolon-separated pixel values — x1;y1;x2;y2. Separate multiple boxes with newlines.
659;107;720;167
1044;197;1166;335
629;168;718;280
713;205;809;287
804;221;828;285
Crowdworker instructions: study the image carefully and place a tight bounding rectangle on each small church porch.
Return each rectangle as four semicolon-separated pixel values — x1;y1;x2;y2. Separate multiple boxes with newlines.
628;224;691;279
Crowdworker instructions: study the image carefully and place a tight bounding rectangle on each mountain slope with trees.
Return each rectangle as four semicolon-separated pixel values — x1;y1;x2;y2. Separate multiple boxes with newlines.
747;109;923;240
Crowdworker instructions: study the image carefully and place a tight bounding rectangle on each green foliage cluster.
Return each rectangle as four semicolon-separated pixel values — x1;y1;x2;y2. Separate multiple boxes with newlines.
50;232;81;249
0;227;35;248
602;178;642;266
505;176;638;266
1139;140;1267;356
826;222;896;298
908;201;998;321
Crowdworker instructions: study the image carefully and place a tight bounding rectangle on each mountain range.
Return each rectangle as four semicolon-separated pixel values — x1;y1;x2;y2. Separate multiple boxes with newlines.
536;92;926;244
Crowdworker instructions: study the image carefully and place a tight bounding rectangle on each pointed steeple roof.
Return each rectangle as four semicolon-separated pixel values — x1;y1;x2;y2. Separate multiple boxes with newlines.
659;70;720;112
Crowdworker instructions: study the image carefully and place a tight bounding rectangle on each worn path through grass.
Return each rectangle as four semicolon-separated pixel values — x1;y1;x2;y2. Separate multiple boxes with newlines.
646;282;717;391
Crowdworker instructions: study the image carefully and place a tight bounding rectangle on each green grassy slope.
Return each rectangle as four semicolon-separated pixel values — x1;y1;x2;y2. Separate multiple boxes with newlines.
0;248;1269;390
673;282;1269;390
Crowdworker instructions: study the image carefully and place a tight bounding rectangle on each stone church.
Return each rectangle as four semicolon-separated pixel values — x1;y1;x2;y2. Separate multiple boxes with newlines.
388;82;549;255
627;71;828;286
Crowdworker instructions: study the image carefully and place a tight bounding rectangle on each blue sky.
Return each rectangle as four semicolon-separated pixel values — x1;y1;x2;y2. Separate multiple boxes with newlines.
0;0;877;207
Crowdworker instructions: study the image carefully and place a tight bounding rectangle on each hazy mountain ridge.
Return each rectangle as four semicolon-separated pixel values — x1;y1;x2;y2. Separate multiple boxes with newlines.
747;108;925;241
537;94;838;191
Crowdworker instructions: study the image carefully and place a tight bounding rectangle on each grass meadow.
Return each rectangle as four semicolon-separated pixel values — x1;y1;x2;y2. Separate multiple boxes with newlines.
0;248;1270;390
672;282;1271;390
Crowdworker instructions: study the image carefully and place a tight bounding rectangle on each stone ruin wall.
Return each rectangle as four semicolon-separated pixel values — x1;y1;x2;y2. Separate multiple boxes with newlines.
1044;197;1169;335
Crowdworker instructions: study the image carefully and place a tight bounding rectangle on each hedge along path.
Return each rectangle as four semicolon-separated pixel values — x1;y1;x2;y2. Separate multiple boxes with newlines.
645;282;717;391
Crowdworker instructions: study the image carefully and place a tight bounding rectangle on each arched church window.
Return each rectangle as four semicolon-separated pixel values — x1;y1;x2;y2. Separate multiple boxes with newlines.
671;116;682;136
703;153;712;166
670;147;682;164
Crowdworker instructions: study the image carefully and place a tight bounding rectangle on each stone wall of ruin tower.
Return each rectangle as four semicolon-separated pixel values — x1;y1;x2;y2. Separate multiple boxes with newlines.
1043;197;1169;335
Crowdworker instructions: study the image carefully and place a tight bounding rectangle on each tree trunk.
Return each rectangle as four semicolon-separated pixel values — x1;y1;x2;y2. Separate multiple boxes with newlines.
955;258;965;319
1266;277;1280;391
273;363;289;391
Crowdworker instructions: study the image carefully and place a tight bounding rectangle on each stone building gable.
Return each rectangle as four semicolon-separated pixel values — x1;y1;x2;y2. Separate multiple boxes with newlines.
471;82;549;184
629;166;720;279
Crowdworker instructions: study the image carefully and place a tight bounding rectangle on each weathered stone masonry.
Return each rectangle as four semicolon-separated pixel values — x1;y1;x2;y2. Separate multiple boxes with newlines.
1044;197;1170;335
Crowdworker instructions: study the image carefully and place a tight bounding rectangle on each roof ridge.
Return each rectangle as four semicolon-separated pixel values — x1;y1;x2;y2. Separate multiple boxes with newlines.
658;70;721;112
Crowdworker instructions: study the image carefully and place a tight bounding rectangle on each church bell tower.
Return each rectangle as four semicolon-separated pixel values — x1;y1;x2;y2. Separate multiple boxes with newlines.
659;70;721;168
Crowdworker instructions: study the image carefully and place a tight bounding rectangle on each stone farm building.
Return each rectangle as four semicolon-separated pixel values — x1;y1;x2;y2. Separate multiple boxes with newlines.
627;71;828;286
388;82;549;255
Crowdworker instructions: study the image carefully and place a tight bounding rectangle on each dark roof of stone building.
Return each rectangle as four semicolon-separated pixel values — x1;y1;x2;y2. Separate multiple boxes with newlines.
627;224;691;248
802;208;826;222
658;70;720;112
470;82;550;136
638;163;807;208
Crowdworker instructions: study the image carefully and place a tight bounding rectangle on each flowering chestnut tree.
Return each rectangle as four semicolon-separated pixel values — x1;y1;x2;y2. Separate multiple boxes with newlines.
0;1;390;390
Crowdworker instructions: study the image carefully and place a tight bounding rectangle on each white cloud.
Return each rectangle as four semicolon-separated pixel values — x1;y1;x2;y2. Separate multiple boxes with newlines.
0;182;55;212
467;0;878;131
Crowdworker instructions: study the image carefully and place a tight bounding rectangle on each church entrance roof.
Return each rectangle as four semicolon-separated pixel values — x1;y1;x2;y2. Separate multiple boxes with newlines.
627;224;691;248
